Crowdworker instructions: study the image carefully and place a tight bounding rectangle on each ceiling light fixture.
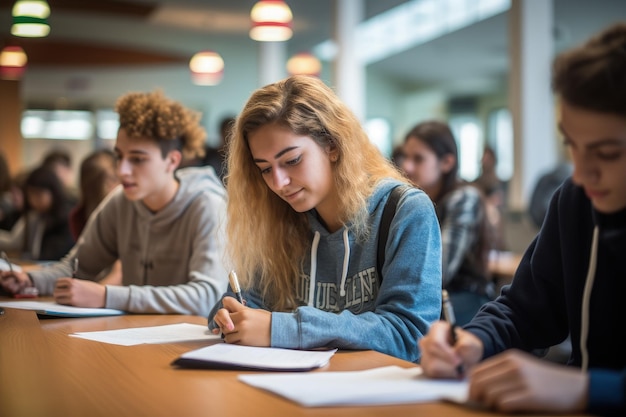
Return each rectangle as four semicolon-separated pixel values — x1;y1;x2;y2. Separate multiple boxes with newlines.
0;45;28;80
189;50;224;86
287;52;321;77
11;0;51;38
250;1;293;42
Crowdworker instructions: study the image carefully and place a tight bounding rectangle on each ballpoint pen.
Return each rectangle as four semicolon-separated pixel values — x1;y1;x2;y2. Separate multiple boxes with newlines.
228;270;244;304
442;289;464;376
1;251;13;275
72;258;79;278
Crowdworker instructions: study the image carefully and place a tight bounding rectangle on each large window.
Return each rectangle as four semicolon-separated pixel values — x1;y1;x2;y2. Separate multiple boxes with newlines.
449;115;482;181
486;107;513;181
21;109;119;142
95;109;120;140
365;117;392;157
21;110;94;140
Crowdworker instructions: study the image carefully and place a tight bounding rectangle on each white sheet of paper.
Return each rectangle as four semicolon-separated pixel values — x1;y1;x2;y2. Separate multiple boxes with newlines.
0;300;125;317
239;365;468;407
177;344;337;371
69;323;220;346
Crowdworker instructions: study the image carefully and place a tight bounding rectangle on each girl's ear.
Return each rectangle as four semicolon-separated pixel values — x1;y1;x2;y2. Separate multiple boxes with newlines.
326;143;339;162
440;153;456;174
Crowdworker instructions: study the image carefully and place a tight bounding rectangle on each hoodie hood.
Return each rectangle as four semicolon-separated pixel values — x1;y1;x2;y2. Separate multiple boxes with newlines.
132;166;226;228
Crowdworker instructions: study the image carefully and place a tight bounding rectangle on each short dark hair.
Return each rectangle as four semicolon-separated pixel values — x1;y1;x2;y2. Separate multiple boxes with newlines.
42;149;71;169
552;22;626;115
24;165;68;220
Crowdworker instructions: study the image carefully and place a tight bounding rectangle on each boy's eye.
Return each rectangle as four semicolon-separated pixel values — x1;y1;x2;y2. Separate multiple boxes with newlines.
596;151;621;161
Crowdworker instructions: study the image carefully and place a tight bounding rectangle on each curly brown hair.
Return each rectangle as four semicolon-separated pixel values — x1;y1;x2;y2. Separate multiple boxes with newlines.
115;90;206;160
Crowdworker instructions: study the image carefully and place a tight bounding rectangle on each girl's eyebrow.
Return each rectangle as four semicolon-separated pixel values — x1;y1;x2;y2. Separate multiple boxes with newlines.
253;146;299;163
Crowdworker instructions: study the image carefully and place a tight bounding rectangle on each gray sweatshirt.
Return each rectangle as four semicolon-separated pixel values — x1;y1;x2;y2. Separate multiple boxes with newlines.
29;166;229;316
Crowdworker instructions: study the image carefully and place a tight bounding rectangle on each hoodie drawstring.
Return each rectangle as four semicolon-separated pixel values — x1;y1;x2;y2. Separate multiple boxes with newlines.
308;231;320;306
308;228;351;306
580;225;599;373
339;228;350;297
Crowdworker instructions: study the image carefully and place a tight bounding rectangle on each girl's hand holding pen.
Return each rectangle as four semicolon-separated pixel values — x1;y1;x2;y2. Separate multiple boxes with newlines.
418;320;483;378
212;296;271;347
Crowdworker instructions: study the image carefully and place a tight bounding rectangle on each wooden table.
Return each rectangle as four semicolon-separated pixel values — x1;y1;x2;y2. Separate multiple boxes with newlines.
488;251;523;292
0;304;591;417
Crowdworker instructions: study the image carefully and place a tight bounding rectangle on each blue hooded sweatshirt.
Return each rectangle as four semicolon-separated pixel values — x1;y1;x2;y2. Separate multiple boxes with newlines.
466;178;626;416
209;179;442;362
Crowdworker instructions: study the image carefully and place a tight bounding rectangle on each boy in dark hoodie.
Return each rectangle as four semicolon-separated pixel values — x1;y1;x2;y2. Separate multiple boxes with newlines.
419;22;626;416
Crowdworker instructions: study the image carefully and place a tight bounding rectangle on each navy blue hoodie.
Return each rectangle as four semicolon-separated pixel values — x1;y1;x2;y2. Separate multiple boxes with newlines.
466;178;626;416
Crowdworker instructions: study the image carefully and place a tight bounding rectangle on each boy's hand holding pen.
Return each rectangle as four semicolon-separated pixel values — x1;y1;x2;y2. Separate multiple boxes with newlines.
442;289;465;377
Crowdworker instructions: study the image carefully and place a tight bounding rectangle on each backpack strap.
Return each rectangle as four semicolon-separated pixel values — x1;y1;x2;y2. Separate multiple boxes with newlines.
377;185;409;283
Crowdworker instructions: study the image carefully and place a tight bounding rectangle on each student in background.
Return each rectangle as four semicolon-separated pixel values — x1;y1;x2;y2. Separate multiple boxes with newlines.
472;146;507;251
69;148;119;240
418;22;626;416
0;90;229;316
69;148;122;285
208;75;442;362
401;120;494;326
0;152;22;231
180;115;235;185
42;148;78;205
0;165;74;261
203;115;235;183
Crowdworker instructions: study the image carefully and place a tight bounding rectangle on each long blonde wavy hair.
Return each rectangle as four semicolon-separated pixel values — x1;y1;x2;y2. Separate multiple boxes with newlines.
226;75;407;310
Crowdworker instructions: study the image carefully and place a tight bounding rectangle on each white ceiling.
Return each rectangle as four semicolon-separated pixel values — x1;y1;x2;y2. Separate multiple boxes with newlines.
1;0;625;97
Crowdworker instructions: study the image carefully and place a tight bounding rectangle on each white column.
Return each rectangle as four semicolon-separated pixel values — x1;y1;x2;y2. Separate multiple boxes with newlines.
258;41;287;87
334;0;365;121
508;0;556;211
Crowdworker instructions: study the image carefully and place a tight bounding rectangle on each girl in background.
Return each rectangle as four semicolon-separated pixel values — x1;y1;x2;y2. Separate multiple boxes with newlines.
69;148;119;240
401;121;494;326
0;152;23;231
0;165;74;261
69;148;122;285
